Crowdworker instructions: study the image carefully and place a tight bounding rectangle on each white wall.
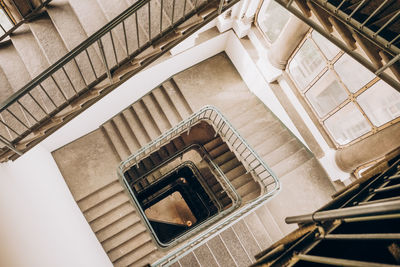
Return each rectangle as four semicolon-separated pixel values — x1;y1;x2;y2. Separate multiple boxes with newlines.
0;145;112;267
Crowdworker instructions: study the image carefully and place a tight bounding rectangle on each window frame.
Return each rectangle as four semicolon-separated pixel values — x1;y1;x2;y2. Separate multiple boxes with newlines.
255;0;291;46
286;29;400;148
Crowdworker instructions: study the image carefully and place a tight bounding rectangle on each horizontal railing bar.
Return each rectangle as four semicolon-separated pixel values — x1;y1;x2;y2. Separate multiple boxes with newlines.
322;233;400;240
0;0;150;112
295;254;398;267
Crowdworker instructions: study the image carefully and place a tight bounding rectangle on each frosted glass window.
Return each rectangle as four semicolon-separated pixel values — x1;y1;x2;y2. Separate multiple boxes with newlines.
357;80;400;127
0;9;13;34
258;0;291;43
312;31;340;60
334;54;375;93
306;71;348;117
325;102;371;145
289;39;326;90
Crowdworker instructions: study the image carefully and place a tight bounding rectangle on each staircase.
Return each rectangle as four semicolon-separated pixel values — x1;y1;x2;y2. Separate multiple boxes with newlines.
0;0;239;162
52;53;335;266
275;0;400;91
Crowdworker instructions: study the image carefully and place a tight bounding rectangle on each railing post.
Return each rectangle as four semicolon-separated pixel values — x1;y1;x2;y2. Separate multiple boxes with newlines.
97;39;113;84
0;136;22;156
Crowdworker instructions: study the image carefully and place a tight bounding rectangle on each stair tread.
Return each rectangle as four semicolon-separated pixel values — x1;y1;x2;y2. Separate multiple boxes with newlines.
206;235;236;267
113;239;156;266
122;107;151;147
103;222;147;252
78;180;123;212
153;86;182;126
84;191;130;222
244;212;272;250
102;120;131;160
255;205;284;243
193;243;220;267
260;138;302;167
142;93;172;132
162;79;192;119
220;227;252;267
270;148;312;178
179;252;201;267
232;220;261;263
132;100;162;140
96;211;140;242
109;231;152;262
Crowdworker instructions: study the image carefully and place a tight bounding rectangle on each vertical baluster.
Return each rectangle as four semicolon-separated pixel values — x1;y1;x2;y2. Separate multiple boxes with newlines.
50;75;67;101
160;0;163;33
109;31;118;66
0;116;21;136
172;0;176;24
17;100;37;123
148;1;151;40
39;83;56;109
28;92;47;116
122;20;129;56
6;108;29;129
85;48;98;79
97;39;113;84
61;66;77;94
72;58;87;87
135;12;140;47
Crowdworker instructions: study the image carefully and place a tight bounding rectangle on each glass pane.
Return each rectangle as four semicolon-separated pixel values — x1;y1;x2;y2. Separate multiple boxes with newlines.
305;71;348;117
334;54;375;93
288;39;326;90
312;31;340;60
325;102;371;145
258;0;291;43
357;80;400;127
0;9;13;33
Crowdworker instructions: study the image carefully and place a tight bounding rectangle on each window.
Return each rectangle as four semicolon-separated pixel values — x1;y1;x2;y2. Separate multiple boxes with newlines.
256;0;291;44
287;30;400;147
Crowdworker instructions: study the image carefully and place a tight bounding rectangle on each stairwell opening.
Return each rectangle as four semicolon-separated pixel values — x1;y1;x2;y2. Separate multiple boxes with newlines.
121;121;242;248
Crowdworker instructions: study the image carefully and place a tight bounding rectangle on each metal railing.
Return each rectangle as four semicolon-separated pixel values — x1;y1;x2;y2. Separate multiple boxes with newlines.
0;0;52;42
119;143;242;249
275;0;400;91
117;105;280;266
0;0;239;158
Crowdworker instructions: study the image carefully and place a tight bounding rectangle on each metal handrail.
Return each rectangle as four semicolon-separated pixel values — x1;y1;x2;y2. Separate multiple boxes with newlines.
118;105;280;266
0;0;238;156
0;0;52;42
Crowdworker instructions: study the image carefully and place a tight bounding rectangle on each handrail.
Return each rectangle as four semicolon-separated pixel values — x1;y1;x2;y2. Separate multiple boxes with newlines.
0;0;239;159
118;105;281;266
0;0;52;43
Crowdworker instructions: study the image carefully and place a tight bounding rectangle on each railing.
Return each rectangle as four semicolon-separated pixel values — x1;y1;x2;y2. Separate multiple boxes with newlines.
0;0;239;158
118;105;280;266
0;0;52;42
119;143;242;248
275;0;400;91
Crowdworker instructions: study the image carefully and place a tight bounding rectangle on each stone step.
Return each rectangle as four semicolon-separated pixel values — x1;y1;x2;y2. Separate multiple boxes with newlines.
95;211;140;242
84;191;130;222
46;0;105;84
237;179;260;201
11;25;68;107
260;138;302;167
153;85;182;126
29;12;86;93
220;227;252;267
270;147;312;178
206;235;236;267
179;252;201;267
109;230;152;262
113;239;156;266
114;113;141;154
102;221;147;252
214;150;235;166
132;100;162;140
208;142;230;158
253;129;294;156
162;79;192;119
68;0;125;67
232;220;261;263
122;107;152;147
254;204;284;244
102;120;131;160
78;180;123;212
193;243;219;267
203;136;224;152
244;212;272;251
142;92;172;132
